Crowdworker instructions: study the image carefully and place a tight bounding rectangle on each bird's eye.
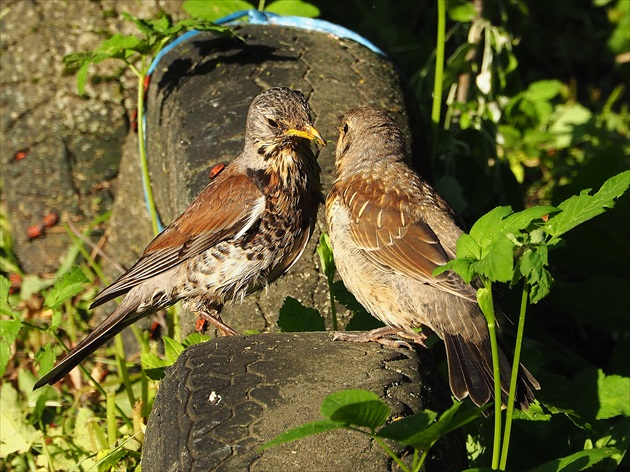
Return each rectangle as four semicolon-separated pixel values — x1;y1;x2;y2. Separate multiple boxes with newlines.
343;123;349;133
267;118;279;128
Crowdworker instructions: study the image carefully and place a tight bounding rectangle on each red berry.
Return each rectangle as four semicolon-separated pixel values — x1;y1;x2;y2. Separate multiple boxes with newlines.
14;149;29;161
42;212;59;228
27;225;44;239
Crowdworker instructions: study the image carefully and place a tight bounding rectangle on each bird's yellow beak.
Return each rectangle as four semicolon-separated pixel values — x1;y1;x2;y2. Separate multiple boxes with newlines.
284;125;326;147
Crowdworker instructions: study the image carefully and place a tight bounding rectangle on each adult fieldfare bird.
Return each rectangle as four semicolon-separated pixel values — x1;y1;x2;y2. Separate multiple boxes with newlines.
35;87;324;389
325;107;538;407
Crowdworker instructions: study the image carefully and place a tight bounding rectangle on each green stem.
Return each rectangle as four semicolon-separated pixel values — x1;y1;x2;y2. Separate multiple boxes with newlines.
481;282;502;469
373;436;410;472
431;0;446;163
329;279;338;331
107;391;117;446
136;63;160;236
499;282;529;470
413;448;431;472
50;331;133;428
114;334;136;408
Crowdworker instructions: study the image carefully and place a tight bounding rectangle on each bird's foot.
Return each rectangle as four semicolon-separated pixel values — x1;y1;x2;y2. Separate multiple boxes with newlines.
196;309;239;337
333;326;427;350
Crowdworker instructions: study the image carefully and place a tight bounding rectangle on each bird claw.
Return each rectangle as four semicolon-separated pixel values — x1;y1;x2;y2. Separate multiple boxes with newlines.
196;309;239;337
333;328;421;350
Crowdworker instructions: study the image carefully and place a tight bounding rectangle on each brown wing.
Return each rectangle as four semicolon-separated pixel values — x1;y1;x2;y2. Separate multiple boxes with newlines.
340;176;477;303
91;170;265;307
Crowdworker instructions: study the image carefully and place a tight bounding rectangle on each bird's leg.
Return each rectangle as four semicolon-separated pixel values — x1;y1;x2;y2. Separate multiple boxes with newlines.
333;326;428;349
193;304;239;336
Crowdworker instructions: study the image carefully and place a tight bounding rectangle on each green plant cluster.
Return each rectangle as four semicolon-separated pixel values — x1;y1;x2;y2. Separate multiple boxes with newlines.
1;0;628;471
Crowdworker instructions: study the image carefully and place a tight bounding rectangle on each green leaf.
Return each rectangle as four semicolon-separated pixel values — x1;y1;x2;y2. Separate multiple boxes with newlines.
502;206;559;235
277;296;325;332
549;103;593;149
44;267;88;309
447;0;478;22
468;206;513;246
265;0;320;17
182;332;211;348
545;171;630;241
378;402;486;450
528;447;620;472
471;235;514;282
329;401;390;431
434;258;475;283
163;336;185;363
0;383;42;456
524;80;563;102
260;420;345;450
34;345;57;379
377;410;437;443
317;233;335;283
320;389;390;424
596;371;630;419
455;233;481;260
183;0;254;22
140;352;170;380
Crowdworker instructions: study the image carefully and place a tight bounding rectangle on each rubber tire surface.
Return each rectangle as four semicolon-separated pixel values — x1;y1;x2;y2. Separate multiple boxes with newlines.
141;333;466;471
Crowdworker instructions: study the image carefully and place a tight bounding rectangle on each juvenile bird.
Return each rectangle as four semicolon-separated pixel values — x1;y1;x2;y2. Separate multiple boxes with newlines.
325;107;538;408
35;87;324;389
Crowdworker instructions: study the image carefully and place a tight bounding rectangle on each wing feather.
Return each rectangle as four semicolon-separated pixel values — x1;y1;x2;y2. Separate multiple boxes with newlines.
92;170;265;308
343;176;477;303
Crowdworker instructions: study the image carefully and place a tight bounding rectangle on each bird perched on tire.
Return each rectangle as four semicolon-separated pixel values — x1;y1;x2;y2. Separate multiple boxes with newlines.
325;107;538;408
34;87;324;389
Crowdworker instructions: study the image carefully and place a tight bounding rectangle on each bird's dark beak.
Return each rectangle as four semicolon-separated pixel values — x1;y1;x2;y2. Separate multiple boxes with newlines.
284;125;326;147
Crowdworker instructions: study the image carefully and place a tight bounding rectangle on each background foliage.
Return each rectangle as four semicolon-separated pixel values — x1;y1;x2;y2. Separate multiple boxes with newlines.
1;0;628;470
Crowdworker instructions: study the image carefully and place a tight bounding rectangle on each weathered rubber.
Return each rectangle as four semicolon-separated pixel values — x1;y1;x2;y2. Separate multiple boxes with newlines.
142;333;466;471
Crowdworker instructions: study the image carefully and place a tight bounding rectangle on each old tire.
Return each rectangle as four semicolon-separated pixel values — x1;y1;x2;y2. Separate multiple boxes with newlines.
141;333;466;471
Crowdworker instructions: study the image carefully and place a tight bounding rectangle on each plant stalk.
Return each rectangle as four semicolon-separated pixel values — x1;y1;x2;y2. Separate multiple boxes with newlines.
499;282;530;469
481;282;502;469
135;63;160;236
431;0;446;164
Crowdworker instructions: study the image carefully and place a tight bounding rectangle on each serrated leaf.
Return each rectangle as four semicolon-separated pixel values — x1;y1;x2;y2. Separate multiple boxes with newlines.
502;206;559;235
377;410;437;442
182;332;211;348
469;206;513;246
472;235;515;282
456;233;481;260
277;296;325;332
546;170;630;241
44;267;88;309
596;371;630;419
34;345;56;380
434;258;475;283
140;352;169;380
183;0;254;22
260;419;345;450
329;401;390;431
320;389;387;419
0;383;42;456
265;0;320;17
529;447;620;472
379;401;485;450
163;336;185;363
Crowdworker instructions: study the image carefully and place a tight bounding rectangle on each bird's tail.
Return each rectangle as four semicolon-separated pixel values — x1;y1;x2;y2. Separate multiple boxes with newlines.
33;297;144;389
444;333;539;409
